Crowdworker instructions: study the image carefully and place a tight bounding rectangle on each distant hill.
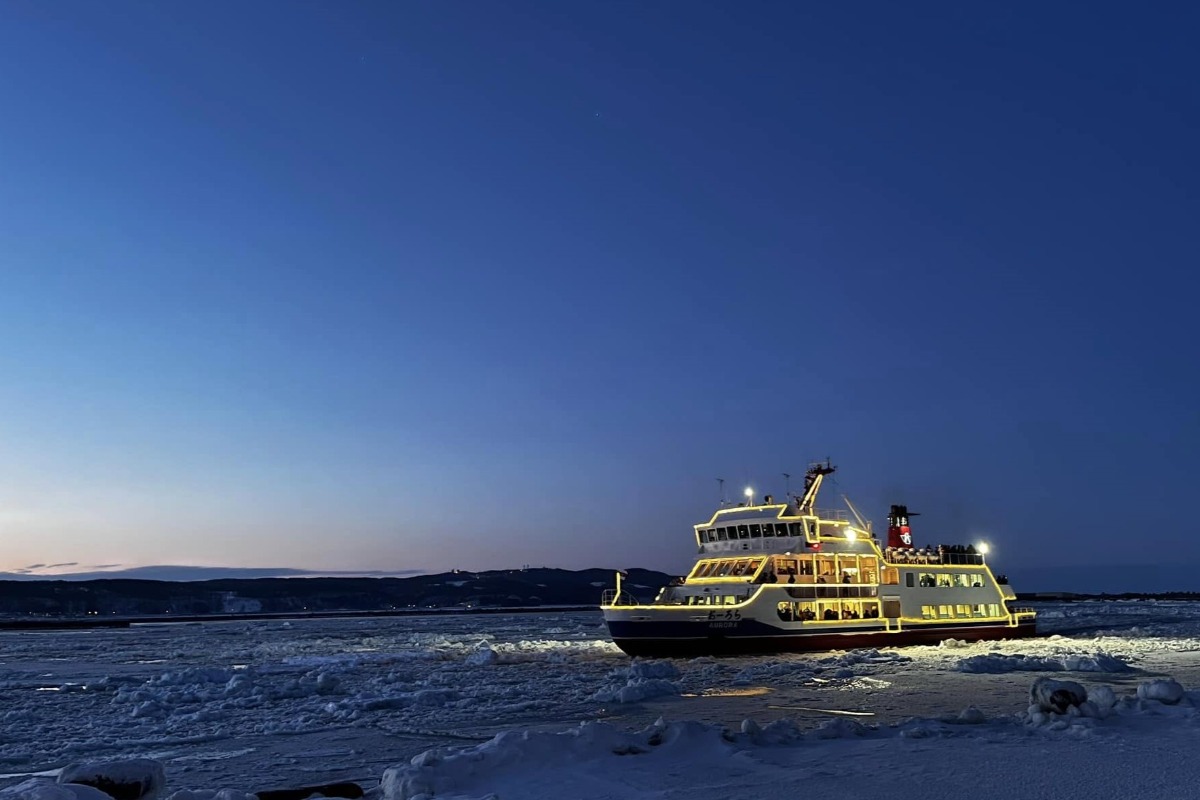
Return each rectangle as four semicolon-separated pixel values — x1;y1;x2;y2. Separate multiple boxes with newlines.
0;568;672;618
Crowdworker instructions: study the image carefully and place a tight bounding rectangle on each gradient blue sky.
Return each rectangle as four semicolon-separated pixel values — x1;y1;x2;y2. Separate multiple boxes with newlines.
1;3;1197;587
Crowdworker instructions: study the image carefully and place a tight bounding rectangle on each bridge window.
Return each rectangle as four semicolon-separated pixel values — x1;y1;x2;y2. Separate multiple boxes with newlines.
788;522;803;537
749;524;762;538
737;525;749;540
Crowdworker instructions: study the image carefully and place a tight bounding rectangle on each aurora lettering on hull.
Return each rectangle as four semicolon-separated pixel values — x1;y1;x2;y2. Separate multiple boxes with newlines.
601;463;1036;657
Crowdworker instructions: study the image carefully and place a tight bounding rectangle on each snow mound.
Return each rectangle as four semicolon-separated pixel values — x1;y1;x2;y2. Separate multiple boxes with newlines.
957;651;1130;674
59;758;167;800
938;638;971;649
0;781;113;800
591;661;681;704
464;647;498;667
1137;679;1185;705
1030;677;1087;714
811;717;869;739
819;648;912;669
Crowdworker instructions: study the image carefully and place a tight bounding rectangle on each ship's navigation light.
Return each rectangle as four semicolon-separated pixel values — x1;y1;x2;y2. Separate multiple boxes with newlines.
978;542;990;556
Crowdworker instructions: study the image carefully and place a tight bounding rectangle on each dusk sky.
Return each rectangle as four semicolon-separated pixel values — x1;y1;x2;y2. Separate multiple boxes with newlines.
1;3;1196;589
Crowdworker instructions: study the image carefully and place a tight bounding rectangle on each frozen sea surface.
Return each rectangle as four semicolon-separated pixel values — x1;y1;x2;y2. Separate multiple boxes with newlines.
3;601;1200;797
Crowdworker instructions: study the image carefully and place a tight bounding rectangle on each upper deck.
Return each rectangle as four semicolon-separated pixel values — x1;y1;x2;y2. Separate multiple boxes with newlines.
693;504;860;555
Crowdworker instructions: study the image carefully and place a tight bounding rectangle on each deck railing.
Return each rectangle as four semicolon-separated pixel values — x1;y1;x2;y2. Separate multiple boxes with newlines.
882;547;986;566
601;589;641;607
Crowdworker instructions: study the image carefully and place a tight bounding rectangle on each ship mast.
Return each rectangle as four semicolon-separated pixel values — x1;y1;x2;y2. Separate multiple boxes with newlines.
796;460;836;513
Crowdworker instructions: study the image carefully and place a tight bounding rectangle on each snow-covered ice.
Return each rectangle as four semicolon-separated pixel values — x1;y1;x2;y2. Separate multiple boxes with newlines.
4;601;1200;798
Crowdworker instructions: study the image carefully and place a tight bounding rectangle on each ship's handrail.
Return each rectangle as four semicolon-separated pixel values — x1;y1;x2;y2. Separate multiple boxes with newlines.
882;547;987;566
813;508;849;521
601;589;641;607
1009;607;1037;616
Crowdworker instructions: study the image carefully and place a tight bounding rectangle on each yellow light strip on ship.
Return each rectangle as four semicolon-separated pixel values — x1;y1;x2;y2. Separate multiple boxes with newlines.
693;504;791;529
603;586;767;612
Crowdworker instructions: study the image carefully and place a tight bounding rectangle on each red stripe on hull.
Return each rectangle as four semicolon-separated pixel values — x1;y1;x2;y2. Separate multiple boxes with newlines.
612;621;1037;658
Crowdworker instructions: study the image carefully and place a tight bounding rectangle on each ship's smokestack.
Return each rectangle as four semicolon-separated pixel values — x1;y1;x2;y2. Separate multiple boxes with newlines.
887;504;918;549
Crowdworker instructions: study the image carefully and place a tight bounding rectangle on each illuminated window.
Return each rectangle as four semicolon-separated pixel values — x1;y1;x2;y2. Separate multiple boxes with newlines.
988;604;1001;617
955;604;971;616
881;567;899;585
921;605;936;620
918;573;936;587
938;605;953;618
972;604;987;617
970;574;984;587
936;574;952;588
953;574;970;588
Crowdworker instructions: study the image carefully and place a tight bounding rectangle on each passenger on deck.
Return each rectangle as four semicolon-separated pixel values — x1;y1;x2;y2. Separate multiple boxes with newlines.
823;608;838;620
841;572;851;584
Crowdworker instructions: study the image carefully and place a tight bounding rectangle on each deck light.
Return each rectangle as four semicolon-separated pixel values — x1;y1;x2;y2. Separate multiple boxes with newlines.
744;487;754;502
978;542;990;555
845;528;858;541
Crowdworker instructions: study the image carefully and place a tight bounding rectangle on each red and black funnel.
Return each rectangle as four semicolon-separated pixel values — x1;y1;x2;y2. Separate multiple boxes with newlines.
887;504;918;549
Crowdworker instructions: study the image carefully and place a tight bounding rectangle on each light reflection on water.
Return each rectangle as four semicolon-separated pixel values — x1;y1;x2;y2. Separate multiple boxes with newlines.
682;686;772;698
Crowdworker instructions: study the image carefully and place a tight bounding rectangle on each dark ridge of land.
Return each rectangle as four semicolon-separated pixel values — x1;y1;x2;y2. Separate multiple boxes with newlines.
0;567;670;623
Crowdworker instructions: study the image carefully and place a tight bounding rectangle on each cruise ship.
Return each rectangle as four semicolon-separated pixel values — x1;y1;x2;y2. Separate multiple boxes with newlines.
601;463;1036;656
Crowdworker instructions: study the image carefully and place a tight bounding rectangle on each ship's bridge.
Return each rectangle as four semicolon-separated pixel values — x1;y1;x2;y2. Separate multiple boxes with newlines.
693;501;860;556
